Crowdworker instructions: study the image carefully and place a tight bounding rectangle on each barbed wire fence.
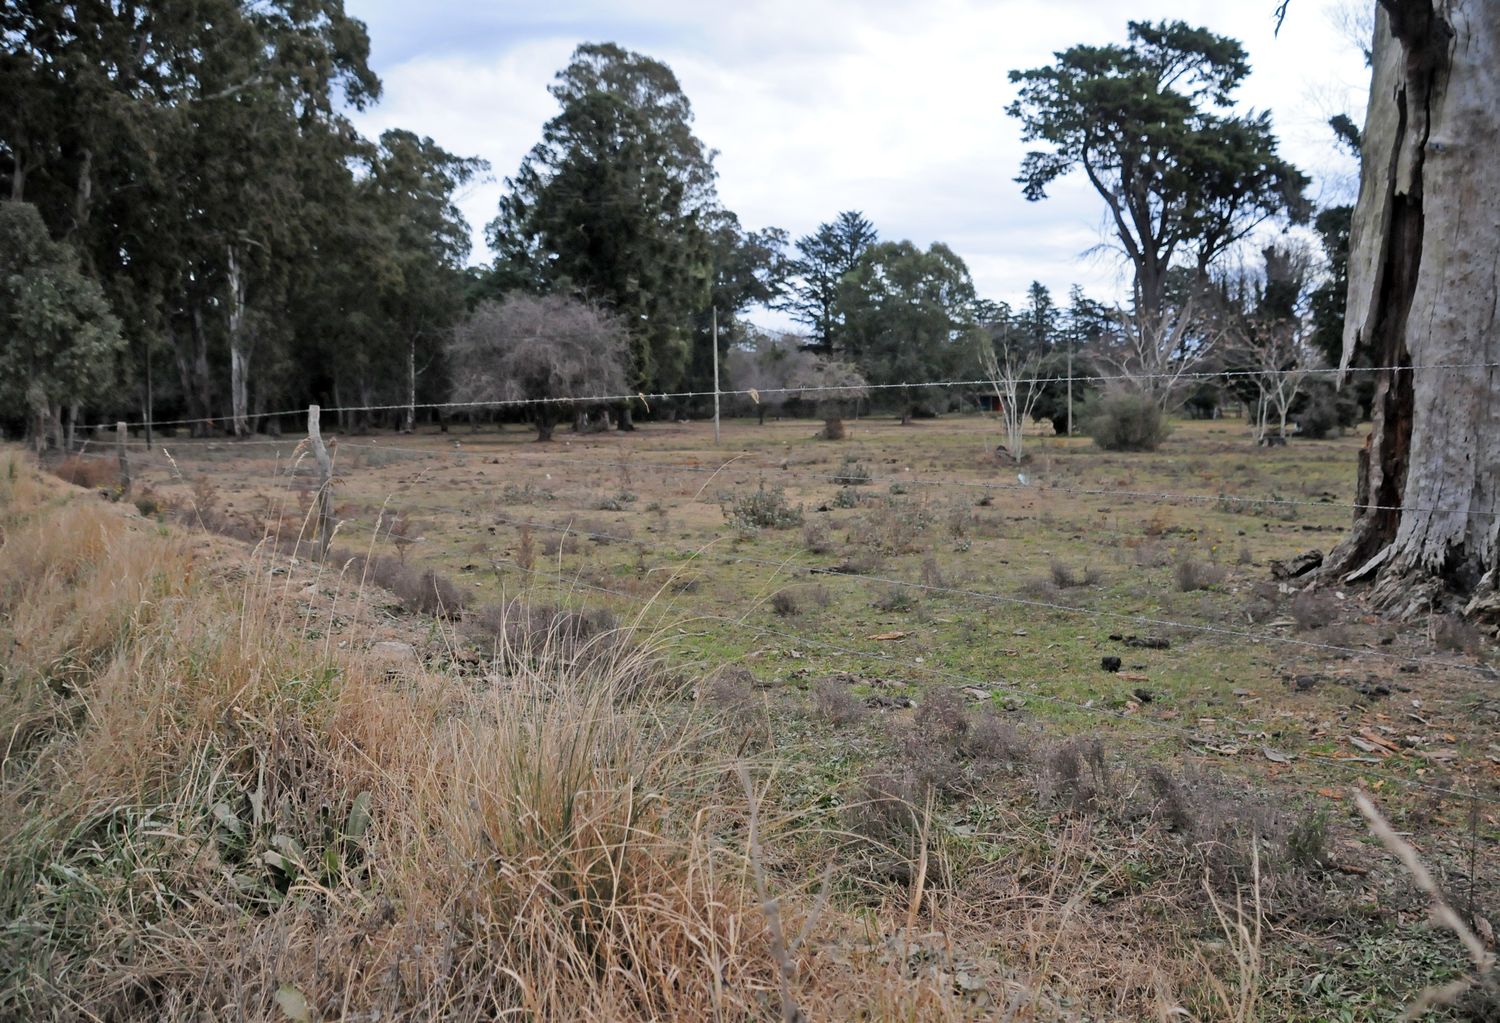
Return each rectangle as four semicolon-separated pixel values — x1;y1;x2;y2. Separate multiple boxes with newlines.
66;374;1500;837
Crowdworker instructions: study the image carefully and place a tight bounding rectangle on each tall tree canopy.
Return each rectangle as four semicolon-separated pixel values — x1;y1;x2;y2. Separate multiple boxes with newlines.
0;201;123;449
778;210;878;355
1007;20;1311;378
840;240;977;422
488;43;722;407
0;1;480;440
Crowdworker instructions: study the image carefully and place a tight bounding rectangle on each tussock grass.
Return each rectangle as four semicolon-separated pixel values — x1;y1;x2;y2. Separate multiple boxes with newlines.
0;452;1032;1020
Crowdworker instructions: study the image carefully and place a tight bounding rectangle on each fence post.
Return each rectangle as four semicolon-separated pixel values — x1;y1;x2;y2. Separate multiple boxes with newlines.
307;404;334;559
115;421;131;498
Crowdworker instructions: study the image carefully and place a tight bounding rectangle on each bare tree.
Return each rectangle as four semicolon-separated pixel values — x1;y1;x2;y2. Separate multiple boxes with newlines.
725;328;813;425
448;294;630;441
1223;243;1322;444
1103;285;1224;410
789;357;867;440
980;330;1045;463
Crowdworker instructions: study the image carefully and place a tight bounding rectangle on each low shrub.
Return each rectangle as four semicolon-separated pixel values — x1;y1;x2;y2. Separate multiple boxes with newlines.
721;483;803;531
1173;557;1225;592
832;455;872;486
1085;393;1170;452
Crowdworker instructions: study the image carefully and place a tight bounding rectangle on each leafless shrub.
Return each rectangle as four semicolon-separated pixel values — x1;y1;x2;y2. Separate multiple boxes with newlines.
812;677;866;726
848;498;936;554
1432;613;1485;656
1050;558;1102;589
1041;738;1110;812
802;519;836;554
1174;557;1226;592
1290;589;1340;631
871;585;918;613
449;293;631;441
769;590;799;617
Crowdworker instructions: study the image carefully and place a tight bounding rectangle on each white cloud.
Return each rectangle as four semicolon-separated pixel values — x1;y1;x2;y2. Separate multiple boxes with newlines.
345;0;1368;321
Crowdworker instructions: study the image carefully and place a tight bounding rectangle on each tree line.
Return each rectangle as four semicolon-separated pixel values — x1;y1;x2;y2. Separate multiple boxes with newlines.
3;9;1345;448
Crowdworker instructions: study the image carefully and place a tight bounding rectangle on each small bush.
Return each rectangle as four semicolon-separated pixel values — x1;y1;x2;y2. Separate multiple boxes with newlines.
1085;393;1170;452
1285;810;1330;870
769;590;800;616
1050;558;1101;589
832;455;872;486
813;677;866;726
1290;589;1339;631
721;483;803;531
872;585;918;613
831;487;862;509
1173;557;1226;592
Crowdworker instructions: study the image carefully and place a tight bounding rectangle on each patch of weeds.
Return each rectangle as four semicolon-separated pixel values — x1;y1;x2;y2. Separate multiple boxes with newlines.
832;455;872;486
812;677;866;726
1050;558;1102;589
769;590;800;617
595;490;637;512
872;585;919;613
1173;557;1226;592
1290;589;1339;631
721;483;803;532
831;487;862;510
499;481;556;504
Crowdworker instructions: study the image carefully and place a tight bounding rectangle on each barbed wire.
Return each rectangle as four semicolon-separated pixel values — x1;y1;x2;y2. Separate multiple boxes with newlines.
322;440;1500;523
81;359;1500;431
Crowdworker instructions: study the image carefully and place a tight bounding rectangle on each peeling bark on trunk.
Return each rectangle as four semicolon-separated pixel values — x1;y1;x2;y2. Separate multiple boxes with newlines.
226;245;251;438
404;338;416;434
1326;1;1500;621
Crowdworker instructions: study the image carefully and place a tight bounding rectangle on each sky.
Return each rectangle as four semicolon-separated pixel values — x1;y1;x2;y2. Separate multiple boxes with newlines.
344;0;1371;327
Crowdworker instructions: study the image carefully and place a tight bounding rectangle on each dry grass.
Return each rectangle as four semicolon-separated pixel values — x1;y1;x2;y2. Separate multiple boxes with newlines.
0;452;1046;1020
2;446;1473;1021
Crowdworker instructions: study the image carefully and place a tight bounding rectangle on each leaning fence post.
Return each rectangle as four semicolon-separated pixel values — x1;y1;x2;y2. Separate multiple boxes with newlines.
115;421;131;498
307;404;334;559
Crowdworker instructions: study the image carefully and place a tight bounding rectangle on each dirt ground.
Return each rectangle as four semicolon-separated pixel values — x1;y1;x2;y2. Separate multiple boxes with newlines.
100;410;1499;1018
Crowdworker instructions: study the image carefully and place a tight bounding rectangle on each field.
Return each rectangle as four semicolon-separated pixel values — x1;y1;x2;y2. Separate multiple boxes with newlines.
7;412;1499;1020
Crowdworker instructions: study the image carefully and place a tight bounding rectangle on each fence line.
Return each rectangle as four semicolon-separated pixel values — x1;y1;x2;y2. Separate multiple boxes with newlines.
326;440;1500;523
80;359;1500;432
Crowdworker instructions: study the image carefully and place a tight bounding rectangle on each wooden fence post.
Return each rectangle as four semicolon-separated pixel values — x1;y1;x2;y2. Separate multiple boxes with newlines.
115;421;131;498
308;405;334;559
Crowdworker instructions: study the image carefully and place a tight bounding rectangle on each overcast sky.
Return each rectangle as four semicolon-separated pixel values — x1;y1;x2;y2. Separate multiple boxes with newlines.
344;0;1370;326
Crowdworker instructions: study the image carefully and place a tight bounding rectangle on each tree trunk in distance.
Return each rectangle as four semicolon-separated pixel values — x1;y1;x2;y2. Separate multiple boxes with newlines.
1325;1;1500;622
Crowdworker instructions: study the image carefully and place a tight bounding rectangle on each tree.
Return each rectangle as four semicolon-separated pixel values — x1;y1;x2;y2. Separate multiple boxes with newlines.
447;294;630;441
1222;244;1323;444
980;323;1045;463
778;211;878;355
0;202;123;451
364;131;488;432
725;328;812;424
790;357;867;441
1008;20;1310;406
1323;3;1500;622
488;43;719;417
840;240;976;422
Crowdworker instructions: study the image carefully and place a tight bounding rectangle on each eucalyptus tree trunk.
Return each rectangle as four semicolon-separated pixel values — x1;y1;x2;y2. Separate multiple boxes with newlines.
403;338;416;434
226;245;251;437
1325;1;1500;622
